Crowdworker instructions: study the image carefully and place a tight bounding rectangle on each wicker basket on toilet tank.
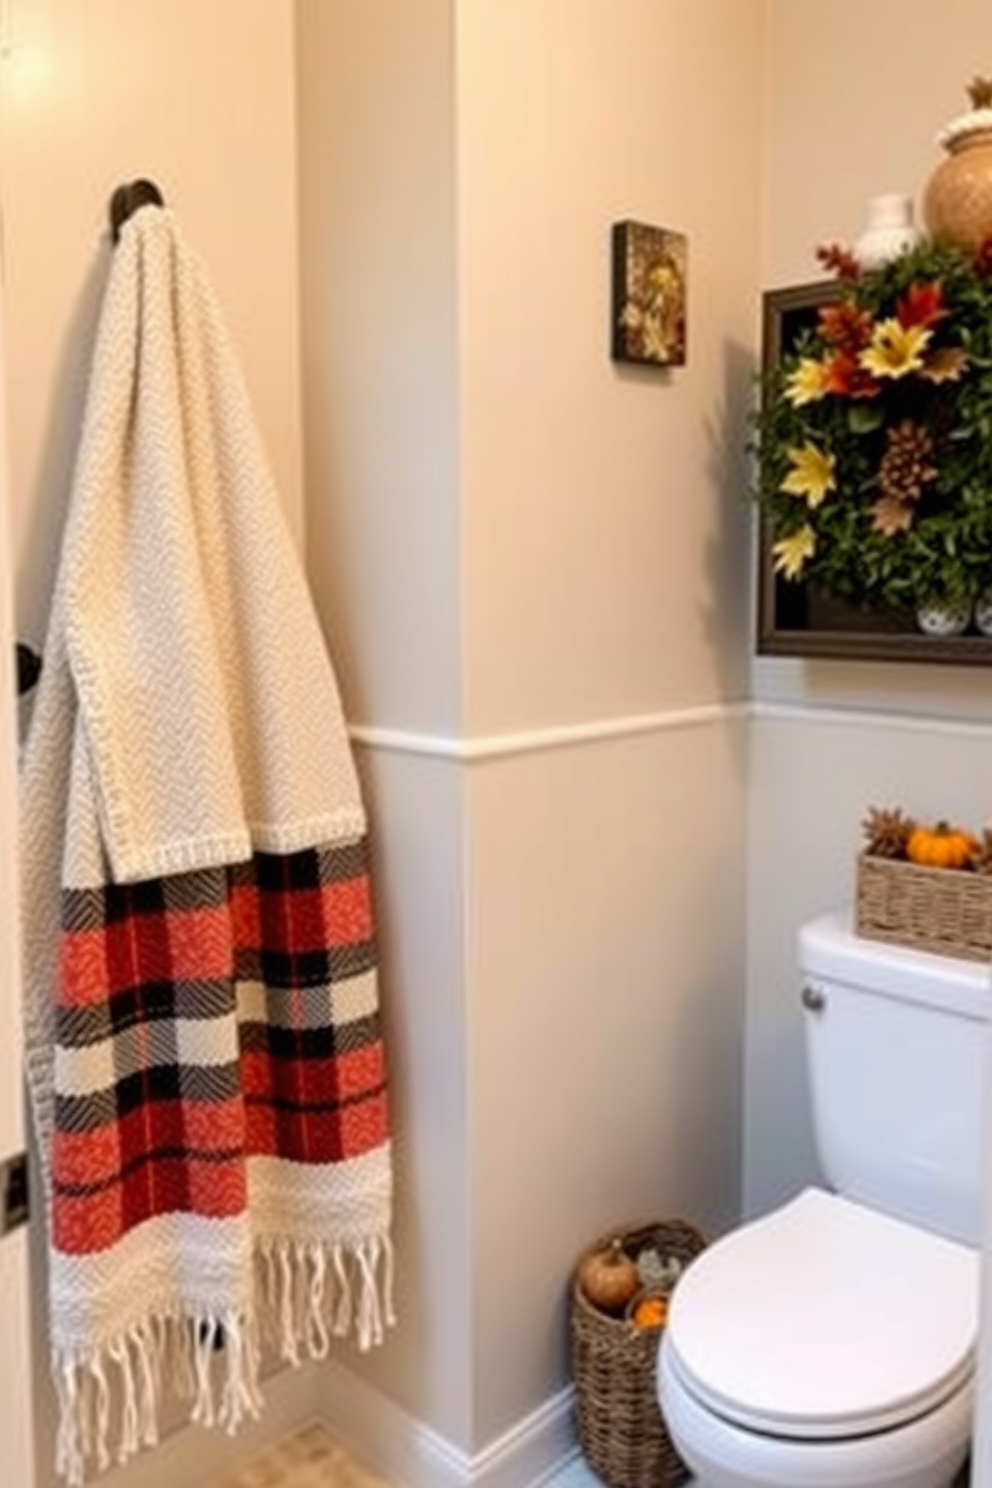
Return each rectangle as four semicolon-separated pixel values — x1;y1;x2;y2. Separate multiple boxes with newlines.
855;808;992;964
570;1219;707;1488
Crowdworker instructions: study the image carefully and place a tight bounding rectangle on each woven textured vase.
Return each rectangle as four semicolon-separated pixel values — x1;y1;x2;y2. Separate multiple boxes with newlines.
923;78;992;251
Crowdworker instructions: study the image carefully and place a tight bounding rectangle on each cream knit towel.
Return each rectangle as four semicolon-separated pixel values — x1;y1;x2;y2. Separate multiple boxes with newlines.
20;206;393;1485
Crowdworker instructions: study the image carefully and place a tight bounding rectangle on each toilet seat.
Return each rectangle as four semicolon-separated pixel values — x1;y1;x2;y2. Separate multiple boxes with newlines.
666;1187;978;1440
658;1335;974;1488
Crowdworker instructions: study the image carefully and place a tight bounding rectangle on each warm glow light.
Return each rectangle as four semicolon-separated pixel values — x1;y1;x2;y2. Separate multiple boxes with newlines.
0;0;53;102
1;45;53;102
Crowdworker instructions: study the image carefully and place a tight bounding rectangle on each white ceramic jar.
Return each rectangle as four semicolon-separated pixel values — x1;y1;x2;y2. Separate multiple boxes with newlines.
854;194;923;269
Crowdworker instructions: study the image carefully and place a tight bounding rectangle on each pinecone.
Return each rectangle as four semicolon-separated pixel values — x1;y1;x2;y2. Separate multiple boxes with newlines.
878;420;937;506
862;806;915;859
973;829;992;875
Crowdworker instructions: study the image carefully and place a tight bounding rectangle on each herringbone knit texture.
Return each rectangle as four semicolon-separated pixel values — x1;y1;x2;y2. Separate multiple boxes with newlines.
20;206;393;1486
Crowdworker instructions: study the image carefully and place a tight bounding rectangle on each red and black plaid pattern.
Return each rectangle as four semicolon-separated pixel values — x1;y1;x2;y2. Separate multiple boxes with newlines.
53;840;388;1256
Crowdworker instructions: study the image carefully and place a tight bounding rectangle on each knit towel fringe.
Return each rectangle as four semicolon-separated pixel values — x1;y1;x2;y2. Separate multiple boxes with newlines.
53;1233;395;1487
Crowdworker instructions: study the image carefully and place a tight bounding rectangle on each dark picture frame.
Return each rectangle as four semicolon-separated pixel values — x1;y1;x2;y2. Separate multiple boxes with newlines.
611;221;687;367
756;280;992;666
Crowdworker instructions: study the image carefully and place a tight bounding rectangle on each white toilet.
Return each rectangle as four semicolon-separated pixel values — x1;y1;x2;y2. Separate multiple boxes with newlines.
658;911;988;1488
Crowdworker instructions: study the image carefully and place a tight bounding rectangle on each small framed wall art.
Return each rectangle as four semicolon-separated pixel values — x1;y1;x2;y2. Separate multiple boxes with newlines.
611;220;687;367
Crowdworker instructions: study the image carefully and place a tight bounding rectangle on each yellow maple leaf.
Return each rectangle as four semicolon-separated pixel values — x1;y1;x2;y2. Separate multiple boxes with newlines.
858;318;931;379
784;357;830;406
779;443;837;508
772;524;816;580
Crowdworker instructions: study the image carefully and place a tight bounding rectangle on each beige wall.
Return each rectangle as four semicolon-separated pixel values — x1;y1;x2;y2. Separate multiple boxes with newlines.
746;0;992;1208
763;0;990;290
466;719;748;1442
457;0;762;1446
1;0;304;650
294;0;472;1448
298;0;762;1457
0;3;304;1483
459;0;757;730
295;0;461;738
354;748;473;1447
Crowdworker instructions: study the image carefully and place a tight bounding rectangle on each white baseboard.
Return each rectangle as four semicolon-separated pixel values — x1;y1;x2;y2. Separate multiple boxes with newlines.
318;1356;579;1488
470;1388;580;1488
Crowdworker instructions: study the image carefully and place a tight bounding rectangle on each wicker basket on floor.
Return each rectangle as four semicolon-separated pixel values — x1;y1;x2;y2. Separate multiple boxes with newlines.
571;1219;707;1488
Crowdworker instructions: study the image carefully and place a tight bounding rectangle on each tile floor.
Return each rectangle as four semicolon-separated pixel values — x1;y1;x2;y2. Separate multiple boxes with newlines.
216;1425;606;1488
544;1455;614;1488
217;1425;968;1488
214;1425;393;1488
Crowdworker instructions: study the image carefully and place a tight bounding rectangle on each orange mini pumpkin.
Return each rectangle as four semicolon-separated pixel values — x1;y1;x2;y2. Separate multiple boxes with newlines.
632;1294;669;1329
906;821;978;871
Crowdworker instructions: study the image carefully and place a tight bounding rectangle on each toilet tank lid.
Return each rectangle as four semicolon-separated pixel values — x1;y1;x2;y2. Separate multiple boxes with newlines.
800;911;992;1020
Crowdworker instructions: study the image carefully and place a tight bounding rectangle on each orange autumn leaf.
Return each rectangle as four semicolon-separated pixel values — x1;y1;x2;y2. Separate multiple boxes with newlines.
897;282;948;331
822;349;881;399
816;242;861;281
818;302;873;350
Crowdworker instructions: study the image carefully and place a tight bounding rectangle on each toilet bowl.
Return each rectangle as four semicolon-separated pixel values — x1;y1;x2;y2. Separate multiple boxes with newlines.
653;915;987;1488
657;1188;978;1488
659;1335;972;1488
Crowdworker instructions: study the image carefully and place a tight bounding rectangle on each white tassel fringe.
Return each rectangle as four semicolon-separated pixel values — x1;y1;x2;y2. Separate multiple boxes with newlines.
53;1233;394;1487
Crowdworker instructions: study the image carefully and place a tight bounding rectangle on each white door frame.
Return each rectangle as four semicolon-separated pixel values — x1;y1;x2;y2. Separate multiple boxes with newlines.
0;271;37;1486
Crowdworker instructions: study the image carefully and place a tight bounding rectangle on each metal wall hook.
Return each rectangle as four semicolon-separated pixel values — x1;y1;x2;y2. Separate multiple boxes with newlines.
16;643;41;696
109;179;165;244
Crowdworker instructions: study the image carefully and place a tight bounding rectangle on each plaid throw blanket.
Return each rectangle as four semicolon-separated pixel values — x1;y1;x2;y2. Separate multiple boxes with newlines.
20;206;393;1485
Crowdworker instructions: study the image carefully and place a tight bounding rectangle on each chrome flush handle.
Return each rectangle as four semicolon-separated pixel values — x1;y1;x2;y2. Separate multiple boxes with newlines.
801;984;827;1013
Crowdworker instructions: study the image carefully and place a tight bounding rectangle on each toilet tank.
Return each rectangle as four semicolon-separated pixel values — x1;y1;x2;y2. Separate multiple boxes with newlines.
799;912;992;1246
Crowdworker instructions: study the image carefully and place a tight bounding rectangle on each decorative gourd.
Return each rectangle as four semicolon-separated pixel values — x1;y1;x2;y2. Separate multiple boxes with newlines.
631;1293;669;1330
578;1239;640;1314
906;822;977;871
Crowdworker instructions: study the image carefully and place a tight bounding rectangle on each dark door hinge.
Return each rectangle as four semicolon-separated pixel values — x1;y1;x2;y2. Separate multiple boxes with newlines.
0;1152;29;1236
